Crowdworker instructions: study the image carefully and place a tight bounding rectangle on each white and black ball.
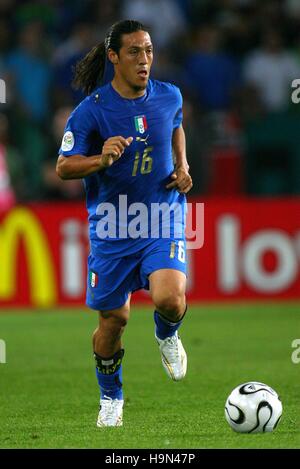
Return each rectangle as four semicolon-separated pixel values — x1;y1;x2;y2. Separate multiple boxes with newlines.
225;381;282;433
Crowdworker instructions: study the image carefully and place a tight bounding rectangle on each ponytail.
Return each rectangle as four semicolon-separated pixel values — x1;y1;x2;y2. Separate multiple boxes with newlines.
72;42;106;95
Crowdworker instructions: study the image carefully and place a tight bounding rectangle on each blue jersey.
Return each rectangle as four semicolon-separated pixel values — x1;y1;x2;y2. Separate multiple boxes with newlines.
59;79;186;257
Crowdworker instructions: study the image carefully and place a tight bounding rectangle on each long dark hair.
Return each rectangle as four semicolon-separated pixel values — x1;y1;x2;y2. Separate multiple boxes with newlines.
72;20;148;95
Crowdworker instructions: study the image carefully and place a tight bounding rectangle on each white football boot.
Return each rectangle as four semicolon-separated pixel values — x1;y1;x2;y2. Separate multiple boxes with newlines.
155;331;187;381
97;397;124;427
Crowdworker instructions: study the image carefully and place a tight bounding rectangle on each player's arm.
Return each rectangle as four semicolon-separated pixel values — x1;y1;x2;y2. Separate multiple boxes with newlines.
166;125;193;193
56;136;133;180
172;124;189;171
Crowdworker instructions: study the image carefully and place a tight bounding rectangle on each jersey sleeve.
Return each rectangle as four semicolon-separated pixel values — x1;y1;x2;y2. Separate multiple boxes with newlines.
58;100;97;157
172;86;183;130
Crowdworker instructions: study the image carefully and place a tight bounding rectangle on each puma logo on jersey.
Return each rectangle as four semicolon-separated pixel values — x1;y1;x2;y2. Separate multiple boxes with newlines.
136;135;149;145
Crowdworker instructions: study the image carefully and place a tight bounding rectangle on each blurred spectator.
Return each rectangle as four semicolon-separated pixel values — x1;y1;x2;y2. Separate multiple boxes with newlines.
206;110;244;195
243;110;300;195
151;48;184;85
91;0;121;35
121;0;187;49
182;99;215;195
43;106;84;201
0;113;24;210
243;29;300;112
183;25;241;111
13;0;57;30
5;20;52;122
53;22;97;106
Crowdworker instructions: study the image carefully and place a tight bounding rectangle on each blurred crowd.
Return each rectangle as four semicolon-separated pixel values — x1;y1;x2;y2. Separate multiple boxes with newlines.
1;0;300;207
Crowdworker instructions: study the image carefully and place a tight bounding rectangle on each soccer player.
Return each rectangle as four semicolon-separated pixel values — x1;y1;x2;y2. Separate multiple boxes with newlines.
56;20;193;427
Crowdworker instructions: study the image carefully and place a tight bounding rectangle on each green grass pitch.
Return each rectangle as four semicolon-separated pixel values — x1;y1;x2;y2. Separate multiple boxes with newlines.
0;303;299;449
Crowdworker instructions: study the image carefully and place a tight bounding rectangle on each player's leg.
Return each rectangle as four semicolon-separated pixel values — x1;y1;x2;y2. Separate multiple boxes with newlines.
86;252;138;427
150;268;186;342
150;268;186;324
93;294;131;357
93;297;130;427
149;268;187;381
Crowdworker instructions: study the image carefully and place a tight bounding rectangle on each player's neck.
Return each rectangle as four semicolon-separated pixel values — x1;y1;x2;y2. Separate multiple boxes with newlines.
111;77;146;99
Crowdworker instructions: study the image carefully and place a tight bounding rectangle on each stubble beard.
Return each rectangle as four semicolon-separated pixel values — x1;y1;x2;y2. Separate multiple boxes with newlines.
132;82;148;92
131;74;149;93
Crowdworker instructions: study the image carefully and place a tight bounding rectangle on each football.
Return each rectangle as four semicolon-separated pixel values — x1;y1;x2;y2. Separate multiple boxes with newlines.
225;381;282;433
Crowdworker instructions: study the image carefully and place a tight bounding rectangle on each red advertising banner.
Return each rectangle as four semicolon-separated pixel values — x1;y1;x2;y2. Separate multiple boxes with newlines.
0;198;299;308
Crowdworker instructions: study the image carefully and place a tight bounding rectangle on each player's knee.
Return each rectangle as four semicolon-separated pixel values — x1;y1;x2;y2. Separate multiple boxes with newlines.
99;306;129;329
154;294;185;322
114;313;128;329
115;305;130;328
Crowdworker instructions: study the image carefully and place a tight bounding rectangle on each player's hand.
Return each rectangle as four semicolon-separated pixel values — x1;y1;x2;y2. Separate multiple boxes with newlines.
166;166;193;194
101;136;133;168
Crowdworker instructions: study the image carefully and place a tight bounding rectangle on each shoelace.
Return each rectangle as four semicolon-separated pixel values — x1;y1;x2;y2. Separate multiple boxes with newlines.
163;335;180;363
101;398;120;422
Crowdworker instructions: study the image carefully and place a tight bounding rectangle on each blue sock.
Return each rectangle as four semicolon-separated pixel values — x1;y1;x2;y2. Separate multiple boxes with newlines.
94;349;124;400
154;307;186;340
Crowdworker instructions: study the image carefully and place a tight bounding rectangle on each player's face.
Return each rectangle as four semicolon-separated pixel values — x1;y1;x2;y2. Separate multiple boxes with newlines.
114;31;153;91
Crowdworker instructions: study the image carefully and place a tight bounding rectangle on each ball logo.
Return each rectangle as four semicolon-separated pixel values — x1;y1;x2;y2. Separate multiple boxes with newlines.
239;382;277;396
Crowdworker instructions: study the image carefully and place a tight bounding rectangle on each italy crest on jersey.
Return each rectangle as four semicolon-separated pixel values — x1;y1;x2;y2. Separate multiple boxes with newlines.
134;115;148;134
